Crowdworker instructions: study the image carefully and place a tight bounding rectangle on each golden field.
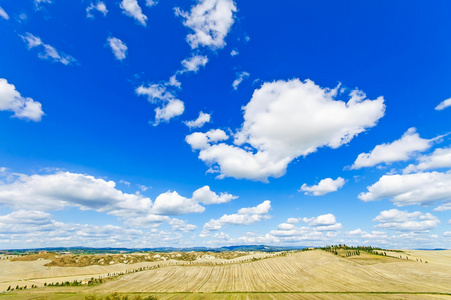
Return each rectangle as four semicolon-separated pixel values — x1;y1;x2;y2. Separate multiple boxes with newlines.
1;249;450;299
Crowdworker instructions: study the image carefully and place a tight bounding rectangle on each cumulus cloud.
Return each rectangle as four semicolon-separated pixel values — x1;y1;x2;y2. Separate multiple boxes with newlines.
303;213;337;226
404;147;451;174
200;200;271;236
230;49;238;56
154;99;185;124
237;200;271;215
86;1;108;18
435;97;451;111
0;171;153;218
136;82;185;125
169;218;197;232
358;171;451;208
185;111;211;129
120;0;147;26
107;37;128;60
180;55;208;73
232;71;249;90
151;191;205;215
20;33;77;65
0;78;44;121
351;128;436;169
192;185;237;204
0;6;9;20
175;0;237;49
268;213;342;244
187;79;385;181
300;177;345;196
373;209;440;232
186;129;228;150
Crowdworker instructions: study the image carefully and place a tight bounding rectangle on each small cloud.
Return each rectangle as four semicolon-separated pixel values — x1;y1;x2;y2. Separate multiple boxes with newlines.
192;185;237;204
230;49;239;56
20;33;77;65
180;55;208;73
300;177;345;196
175;0;237;50
185;111;211;129
146;0;158;7
120;0;147;26
168;75;181;88
232;71;249;90
107;37;128;61
34;0;52;10
86;1;108;18
435;97;451;111
0;78;44;121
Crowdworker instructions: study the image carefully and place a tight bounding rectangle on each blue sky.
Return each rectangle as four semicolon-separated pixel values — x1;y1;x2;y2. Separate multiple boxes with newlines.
0;0;451;249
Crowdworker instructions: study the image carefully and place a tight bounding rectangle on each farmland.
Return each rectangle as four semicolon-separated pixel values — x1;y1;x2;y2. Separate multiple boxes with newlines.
1;248;451;299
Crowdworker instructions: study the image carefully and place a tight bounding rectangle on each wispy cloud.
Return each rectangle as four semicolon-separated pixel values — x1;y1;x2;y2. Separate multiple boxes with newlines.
20;33;77;65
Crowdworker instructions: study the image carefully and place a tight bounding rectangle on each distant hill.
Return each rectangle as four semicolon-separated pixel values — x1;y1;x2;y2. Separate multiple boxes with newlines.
0;245;307;254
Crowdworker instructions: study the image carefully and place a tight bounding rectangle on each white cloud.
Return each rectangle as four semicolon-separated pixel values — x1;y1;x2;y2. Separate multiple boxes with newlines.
0;6;9;20
404;147;451;174
202;219;222;231
237;200;271;215
444;231;451;237
169;218;197;232
186;129;228;150
151;191;205;215
175;0;237;49
0;171;152;219
358;171;451;208
192;185;237;204
146;0;157;7
200;200;271;236
136;82;185;125
351;128;436;169
300;177;345;196
185;111;211;128
34;0;52;10
120;0;147;26
124;214;170;228
303;213;337;226
86;1;108;18
107;37;128;60
154;99;185;125
373;209;440;232
0;210;187;249
180;55;208;73
230;49;238;56
0;78;44;121
268;213;342;244
278;223;295;230
286;217;300;224
20;33;77;65
435;97;451;111
232;71;249;90
188;79;385;181
168;75;181;88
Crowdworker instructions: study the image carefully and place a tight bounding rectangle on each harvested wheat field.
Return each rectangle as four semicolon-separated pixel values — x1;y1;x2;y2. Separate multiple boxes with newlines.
90;250;451;294
1;250;451;299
